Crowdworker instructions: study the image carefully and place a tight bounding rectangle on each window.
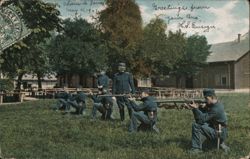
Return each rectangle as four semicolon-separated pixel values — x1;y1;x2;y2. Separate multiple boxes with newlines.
221;76;227;85
215;74;227;86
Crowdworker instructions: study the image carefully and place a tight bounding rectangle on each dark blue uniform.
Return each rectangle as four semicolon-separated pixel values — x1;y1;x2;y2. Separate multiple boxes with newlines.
191;101;228;150
90;94;113;120
97;74;109;89
67;92;86;114
53;92;72;111
128;96;159;133
112;72;135;121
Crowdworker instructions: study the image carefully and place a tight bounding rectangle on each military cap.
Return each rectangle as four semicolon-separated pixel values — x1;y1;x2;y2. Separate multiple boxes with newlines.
118;63;126;67
203;88;215;97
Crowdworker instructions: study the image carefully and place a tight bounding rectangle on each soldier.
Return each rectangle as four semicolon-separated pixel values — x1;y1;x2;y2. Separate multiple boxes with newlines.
89;89;113;120
97;70;110;90
188;88;230;153
112;62;136;121
52;91;72;111
67;91;86;115
128;89;159;133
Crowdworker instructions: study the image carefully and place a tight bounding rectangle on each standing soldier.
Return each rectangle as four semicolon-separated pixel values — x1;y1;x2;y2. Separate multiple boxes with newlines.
112;62;136;121
97;70;110;90
188;88;230;153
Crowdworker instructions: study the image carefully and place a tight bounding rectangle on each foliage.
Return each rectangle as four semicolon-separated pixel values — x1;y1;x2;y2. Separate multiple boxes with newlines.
48;18;108;76
97;0;144;76
0;79;14;92
172;34;211;76
141;18;172;75
1;0;61;88
0;94;249;159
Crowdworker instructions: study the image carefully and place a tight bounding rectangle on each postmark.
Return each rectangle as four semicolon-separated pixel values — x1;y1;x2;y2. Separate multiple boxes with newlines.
0;4;31;51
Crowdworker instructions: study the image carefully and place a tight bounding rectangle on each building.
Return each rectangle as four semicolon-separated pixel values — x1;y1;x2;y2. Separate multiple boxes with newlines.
154;32;250;90
193;32;249;90
15;74;57;89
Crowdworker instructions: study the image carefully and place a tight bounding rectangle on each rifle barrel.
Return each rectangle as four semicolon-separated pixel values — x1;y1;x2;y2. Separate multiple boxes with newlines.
98;94;138;97
156;99;206;104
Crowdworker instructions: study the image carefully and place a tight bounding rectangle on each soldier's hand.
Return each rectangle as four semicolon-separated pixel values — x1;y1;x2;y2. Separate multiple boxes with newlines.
112;97;116;101
201;103;207;108
98;85;103;89
183;103;191;109
128;97;136;101
87;89;93;95
188;101;198;109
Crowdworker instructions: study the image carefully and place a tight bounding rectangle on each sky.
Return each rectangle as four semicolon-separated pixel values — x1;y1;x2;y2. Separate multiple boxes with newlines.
45;0;249;44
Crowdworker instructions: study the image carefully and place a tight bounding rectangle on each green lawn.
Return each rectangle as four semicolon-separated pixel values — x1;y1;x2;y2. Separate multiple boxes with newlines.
0;93;249;159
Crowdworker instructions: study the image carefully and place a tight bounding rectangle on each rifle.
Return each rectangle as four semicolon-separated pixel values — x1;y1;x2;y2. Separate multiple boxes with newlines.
156;98;206;110
98;94;141;99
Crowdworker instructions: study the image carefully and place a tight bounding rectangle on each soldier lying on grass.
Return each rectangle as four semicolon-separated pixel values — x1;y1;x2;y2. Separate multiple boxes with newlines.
52;91;72;111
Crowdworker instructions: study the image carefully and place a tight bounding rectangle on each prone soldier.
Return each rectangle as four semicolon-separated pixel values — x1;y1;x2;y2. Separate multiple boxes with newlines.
52;91;72;111
128;89;159;133
188;88;230;153
112;62;136;121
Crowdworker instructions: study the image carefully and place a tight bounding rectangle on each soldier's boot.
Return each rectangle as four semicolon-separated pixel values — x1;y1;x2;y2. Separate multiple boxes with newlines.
128;108;132;119
78;107;84;115
188;148;203;154
138;123;148;131
101;111;106;120
119;108;125;121
65;104;71;113
220;142;230;153
106;108;113;120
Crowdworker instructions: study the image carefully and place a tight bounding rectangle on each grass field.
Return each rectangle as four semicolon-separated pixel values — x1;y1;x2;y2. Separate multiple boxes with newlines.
0;93;249;159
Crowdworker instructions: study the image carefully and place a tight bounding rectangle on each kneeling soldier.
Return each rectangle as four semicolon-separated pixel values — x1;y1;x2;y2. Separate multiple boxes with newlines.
128;89;159;133
89;89;113;120
188;88;230;153
67;91;86;115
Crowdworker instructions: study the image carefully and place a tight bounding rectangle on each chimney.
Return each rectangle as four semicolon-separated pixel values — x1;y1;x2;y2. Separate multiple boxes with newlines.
238;34;241;42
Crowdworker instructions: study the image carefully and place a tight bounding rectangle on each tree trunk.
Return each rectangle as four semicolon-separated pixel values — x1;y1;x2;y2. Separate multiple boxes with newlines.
37;73;42;90
16;73;24;91
185;75;193;88
175;75;181;88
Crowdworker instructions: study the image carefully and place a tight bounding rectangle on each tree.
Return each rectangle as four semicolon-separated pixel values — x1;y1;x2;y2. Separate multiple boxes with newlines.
48;18;108;87
97;0;143;76
172;34;211;88
1;0;61;89
140;18;169;76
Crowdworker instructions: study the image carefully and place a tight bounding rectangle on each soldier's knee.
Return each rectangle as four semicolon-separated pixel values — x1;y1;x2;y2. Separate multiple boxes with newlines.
192;122;201;129
119;106;124;110
133;112;141;118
